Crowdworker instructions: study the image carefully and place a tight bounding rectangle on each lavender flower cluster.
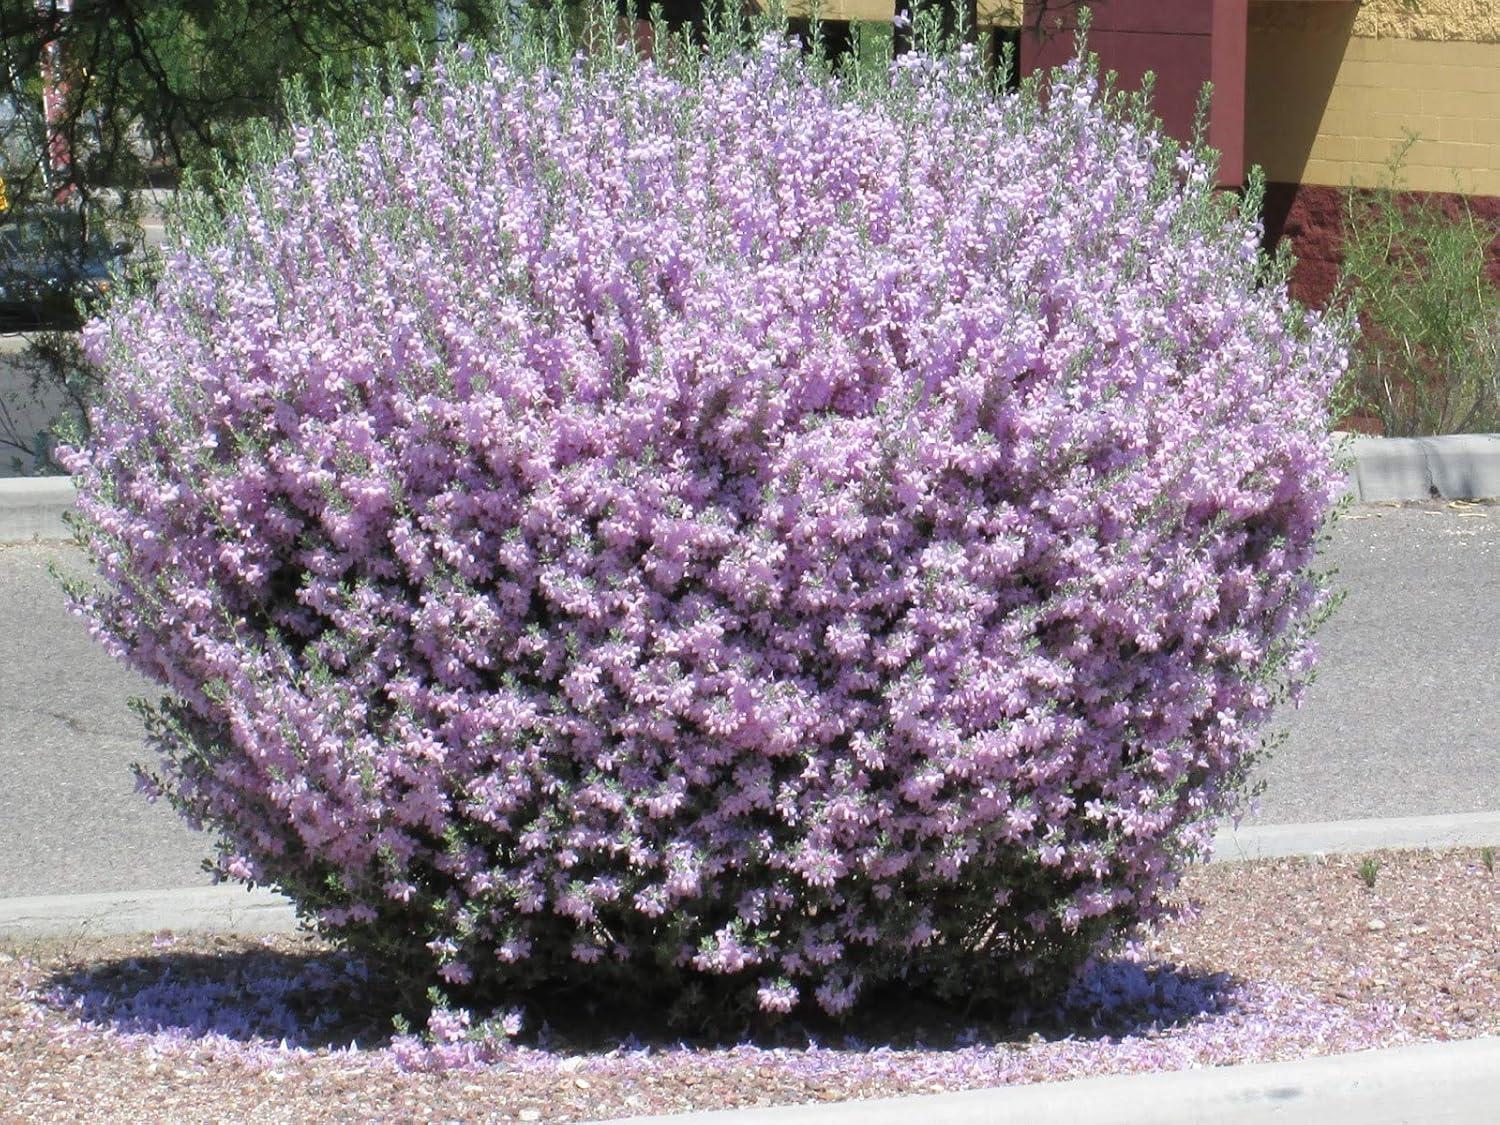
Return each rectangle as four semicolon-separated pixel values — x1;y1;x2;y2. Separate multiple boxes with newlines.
62;26;1347;1019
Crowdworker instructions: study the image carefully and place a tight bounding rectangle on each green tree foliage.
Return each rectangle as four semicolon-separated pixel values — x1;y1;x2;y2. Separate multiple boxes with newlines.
0;1;506;471
0;1;504;204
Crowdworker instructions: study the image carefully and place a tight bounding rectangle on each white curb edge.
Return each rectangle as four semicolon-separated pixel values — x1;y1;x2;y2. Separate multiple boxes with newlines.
1347;433;1500;505
592;1036;1500;1125
0;884;296;939
4;435;1498;543
0;476;77;543
1210;808;1500;862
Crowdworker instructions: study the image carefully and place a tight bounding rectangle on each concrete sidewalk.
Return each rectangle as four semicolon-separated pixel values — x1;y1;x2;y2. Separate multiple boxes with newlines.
596;1037;1500;1125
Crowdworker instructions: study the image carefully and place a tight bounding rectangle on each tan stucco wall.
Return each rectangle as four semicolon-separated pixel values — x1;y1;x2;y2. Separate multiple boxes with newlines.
979;0;1025;26
1247;4;1500;194
772;0;893;21
1353;0;1500;43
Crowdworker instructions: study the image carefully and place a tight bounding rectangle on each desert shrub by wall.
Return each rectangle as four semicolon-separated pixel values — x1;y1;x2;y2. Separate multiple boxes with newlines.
63;12;1348;1022
1339;141;1500;437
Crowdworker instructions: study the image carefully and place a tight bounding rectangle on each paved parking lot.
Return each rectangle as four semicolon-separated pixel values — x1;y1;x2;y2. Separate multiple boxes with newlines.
0;338;72;477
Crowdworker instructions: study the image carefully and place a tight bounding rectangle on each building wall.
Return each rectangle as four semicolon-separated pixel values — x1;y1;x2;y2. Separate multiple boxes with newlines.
777;0;893;20
1020;1;1248;184
1246;2;1500;196
1245;2;1499;307
756;0;1500;308
1352;0;1500;42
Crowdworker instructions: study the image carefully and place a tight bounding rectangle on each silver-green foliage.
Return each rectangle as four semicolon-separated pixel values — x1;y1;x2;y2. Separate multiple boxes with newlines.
1339;136;1500;437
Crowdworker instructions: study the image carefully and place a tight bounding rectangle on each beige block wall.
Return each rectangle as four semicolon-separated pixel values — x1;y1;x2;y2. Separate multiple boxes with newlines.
773;0;893;21
1247;5;1500;194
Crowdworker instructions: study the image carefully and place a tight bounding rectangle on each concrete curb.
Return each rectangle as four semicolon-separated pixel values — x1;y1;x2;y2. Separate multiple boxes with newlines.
1210;808;1500;862
3;435;1498;543
2;811;1495;941
0;884;296;939
594;1037;1500;1125
0;476;75;543
1346;433;1500;503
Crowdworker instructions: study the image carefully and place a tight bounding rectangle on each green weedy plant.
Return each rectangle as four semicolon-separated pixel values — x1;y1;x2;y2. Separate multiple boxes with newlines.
1338;135;1500;438
1358;857;1380;889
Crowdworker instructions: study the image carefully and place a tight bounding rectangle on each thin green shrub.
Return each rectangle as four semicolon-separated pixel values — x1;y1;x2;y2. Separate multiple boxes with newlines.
1339;136;1500;437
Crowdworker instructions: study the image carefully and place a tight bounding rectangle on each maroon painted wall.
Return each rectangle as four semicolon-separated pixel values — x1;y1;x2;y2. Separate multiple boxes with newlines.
1021;0;1247;185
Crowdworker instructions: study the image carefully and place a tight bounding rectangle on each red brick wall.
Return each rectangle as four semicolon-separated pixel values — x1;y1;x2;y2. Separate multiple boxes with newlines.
1261;183;1500;309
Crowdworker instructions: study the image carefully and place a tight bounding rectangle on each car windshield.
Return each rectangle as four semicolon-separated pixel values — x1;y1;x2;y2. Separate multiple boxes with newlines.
1;211;99;251
0;207;124;324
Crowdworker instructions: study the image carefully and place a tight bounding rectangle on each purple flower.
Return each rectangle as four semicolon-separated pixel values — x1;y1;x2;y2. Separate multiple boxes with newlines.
63;29;1346;1022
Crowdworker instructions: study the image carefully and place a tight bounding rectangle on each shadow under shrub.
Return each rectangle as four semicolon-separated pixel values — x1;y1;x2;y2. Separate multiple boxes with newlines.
61;3;1348;1027
38;939;1237;1059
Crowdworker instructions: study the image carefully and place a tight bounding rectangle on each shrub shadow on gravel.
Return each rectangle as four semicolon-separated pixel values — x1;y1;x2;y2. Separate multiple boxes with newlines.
39;942;399;1051
38;939;1242;1058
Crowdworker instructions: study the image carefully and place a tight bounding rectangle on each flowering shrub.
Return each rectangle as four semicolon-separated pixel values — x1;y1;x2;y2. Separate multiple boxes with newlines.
63;14;1347;1022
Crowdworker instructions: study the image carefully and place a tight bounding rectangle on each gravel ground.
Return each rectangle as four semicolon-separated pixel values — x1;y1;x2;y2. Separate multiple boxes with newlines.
2;848;1496;1123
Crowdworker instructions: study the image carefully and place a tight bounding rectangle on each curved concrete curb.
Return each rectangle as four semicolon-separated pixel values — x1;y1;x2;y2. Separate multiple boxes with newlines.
3;435;1497;543
1347;433;1500;503
0;884;296;940
0;476;75;543
1211;809;1500;862
2;811;1495;941
593;1037;1500;1125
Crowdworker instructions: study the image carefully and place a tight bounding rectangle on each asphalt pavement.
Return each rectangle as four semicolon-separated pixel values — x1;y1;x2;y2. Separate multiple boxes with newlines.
1256;500;1499;825
1;500;1497;899
0;543;212;896
0;338;70;477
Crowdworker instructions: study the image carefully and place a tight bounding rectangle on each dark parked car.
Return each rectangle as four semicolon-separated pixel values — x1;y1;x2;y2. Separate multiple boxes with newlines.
0;207;129;330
